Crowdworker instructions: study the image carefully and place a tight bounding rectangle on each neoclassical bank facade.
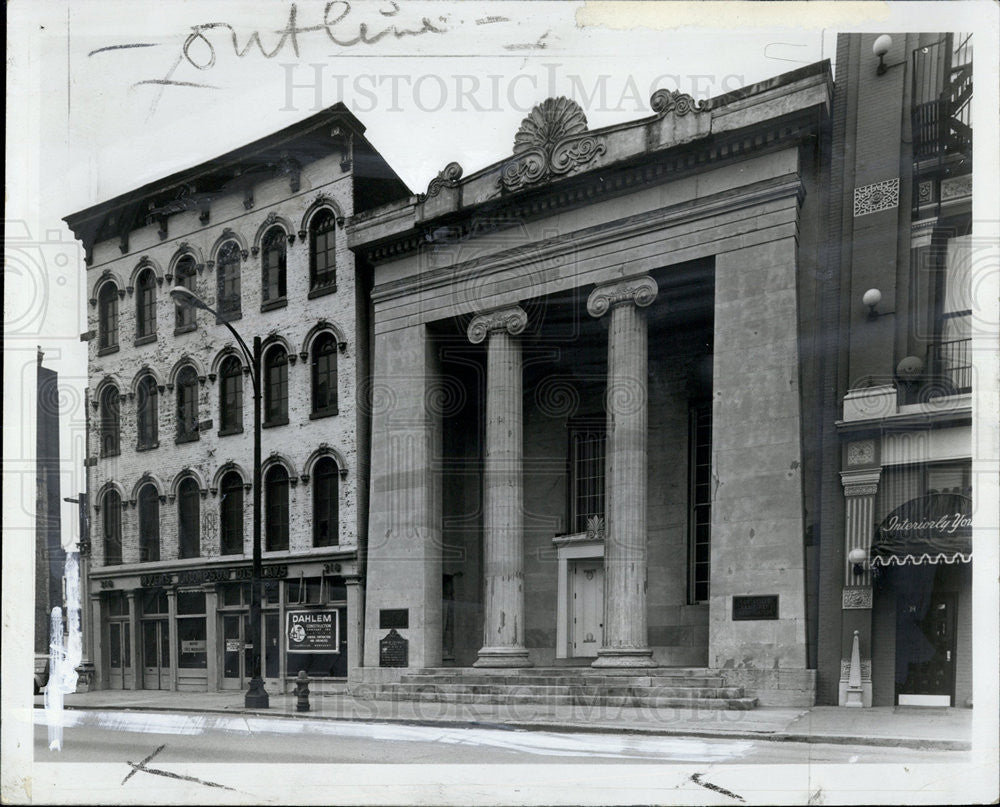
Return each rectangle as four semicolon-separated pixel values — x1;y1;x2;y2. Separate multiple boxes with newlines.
348;64;833;705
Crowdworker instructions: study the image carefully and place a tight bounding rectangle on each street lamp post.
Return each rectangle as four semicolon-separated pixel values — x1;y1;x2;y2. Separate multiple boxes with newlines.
170;287;268;709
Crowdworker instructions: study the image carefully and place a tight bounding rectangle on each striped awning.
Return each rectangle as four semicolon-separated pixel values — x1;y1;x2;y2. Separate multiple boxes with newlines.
871;493;972;567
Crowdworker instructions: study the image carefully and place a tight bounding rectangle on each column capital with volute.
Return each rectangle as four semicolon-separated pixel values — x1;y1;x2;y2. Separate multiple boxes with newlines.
587;275;658;318
467;305;528;344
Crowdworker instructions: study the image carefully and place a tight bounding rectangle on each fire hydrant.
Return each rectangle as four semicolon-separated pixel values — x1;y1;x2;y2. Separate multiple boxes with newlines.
294;670;310;712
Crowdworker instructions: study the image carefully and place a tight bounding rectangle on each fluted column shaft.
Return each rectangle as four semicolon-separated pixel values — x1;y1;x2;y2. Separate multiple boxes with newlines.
588;276;658;668
469;306;531;667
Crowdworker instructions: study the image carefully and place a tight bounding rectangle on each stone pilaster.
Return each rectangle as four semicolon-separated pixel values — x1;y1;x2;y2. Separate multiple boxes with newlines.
90;594;104;689
344;575;365;681
587;275;658;668
468;306;531;667
166;588;179;691
126;590;139;690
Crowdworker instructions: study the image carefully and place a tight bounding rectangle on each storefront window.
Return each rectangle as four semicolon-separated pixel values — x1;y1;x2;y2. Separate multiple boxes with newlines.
177;590;207;668
142;589;168;616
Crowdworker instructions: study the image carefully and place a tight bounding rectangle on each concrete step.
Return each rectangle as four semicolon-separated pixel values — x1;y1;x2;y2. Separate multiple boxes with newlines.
383;682;747;699
376;690;758;710
400;673;727;688
412;667;716;677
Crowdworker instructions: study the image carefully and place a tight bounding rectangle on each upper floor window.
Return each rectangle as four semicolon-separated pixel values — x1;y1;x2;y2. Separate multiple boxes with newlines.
216;241;242;321
177;477;201;559
264;346;288;426
261;227;287;305
137;483;160;562
175;366;200;442
313;457;339;547
311;333;338;416
136;375;159;450
265;465;290;552
309;211;337;293
219;471;245;555
98;282;119;352
99;386;120;458
174;256;197;331
218;356;243;435
135;268;157;340
568;422;605;534
102;489;122;565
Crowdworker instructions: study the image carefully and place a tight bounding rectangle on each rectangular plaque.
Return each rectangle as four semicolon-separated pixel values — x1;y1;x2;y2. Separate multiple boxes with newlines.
379;608;409;630
379;629;409;668
732;595;779;621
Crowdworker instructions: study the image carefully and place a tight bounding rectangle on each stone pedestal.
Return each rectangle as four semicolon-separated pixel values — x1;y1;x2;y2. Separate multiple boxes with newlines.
587;276;658;668
468;307;531;668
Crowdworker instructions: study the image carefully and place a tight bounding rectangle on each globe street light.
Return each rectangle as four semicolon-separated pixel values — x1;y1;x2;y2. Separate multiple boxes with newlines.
169;286;268;709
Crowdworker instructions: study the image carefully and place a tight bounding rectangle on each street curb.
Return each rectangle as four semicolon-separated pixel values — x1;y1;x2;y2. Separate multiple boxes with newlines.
34;703;971;752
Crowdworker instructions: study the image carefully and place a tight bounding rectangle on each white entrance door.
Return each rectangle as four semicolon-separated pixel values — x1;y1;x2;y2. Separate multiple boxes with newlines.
570;560;604;658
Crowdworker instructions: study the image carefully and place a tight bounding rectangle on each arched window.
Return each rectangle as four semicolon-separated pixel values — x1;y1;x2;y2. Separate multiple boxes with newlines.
265;465;289;551
311;333;338;416
102;489;122;565
263;346;288;426
216;241;242;320
309;210;337;292
218;356;244;435
137;483;160;562
98;282;119;352
313;457;339;547
174;255;197;330
136;375;158;450
135;268;157;340
175;366;200;442
219;471;244;555
99;386;120;457
261;227;287;304
177;477;201;559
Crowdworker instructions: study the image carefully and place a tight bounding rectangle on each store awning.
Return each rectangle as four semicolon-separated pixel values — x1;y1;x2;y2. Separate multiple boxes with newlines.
871;493;972;566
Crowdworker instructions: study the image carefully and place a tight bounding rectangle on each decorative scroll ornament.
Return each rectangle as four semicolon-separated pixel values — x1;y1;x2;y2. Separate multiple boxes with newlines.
585;515;606;541
418;162;463;202
587;275;659;318
649;89;708;117
497;97;607;192
467;305;528;344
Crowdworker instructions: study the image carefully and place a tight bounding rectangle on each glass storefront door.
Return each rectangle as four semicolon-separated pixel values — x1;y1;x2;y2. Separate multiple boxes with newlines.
142;619;170;690
222;612;280;689
108;621;131;689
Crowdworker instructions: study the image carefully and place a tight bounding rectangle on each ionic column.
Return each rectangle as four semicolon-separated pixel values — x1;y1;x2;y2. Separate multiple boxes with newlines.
588;275;658;668
468;306;531;668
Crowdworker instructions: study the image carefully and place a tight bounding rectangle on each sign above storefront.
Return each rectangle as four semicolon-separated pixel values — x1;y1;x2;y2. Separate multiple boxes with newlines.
140;564;288;588
286;609;339;653
872;493;972;566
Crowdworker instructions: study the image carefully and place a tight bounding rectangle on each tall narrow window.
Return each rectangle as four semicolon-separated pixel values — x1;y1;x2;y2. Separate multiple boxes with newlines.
174;255;197;330
309;211;337;292
138;483;160;562
265;465;290;551
688;404;712;604
98;282;119;352
99;386;121;457
175;366;200;442
313;457;339;546
136;376;158;449
311;333;338;416
135;268;157;340
177;477;200;559
218;356;244;435
216;241;242;320
219;471;244;555
568;423;606;533
103;490;122;565
264;346;288;426
261;227;287;304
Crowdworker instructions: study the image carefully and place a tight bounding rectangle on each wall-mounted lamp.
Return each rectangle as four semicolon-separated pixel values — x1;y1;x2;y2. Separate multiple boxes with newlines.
862;288;894;320
848;547;868;576
873;35;904;76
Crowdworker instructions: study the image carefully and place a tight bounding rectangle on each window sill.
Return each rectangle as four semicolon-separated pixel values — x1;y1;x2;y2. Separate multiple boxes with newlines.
216;311;242;325
260;298;287;313
218;426;244;437
309;408;339;420
97;345;119;357
134;334;157;347
307;284;337;300
262;417;289;429
175;433;200;445
174;323;197;336
100;450;121;459
136;441;159;452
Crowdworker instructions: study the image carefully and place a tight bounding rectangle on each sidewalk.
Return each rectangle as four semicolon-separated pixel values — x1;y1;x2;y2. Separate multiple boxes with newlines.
34;689;972;751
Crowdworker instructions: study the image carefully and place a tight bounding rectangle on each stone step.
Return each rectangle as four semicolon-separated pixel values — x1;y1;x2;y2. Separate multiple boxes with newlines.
399;674;728;688
382;682;746;699
412;667;716;677
376;690;758;710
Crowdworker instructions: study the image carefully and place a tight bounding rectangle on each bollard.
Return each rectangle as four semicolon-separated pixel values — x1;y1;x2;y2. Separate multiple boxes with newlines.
294;670;311;712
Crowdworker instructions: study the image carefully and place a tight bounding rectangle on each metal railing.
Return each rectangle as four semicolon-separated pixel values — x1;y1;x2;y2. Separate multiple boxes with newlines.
927;337;972;394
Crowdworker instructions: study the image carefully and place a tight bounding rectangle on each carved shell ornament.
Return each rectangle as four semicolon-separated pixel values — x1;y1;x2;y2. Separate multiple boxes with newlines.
512;97;589;154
